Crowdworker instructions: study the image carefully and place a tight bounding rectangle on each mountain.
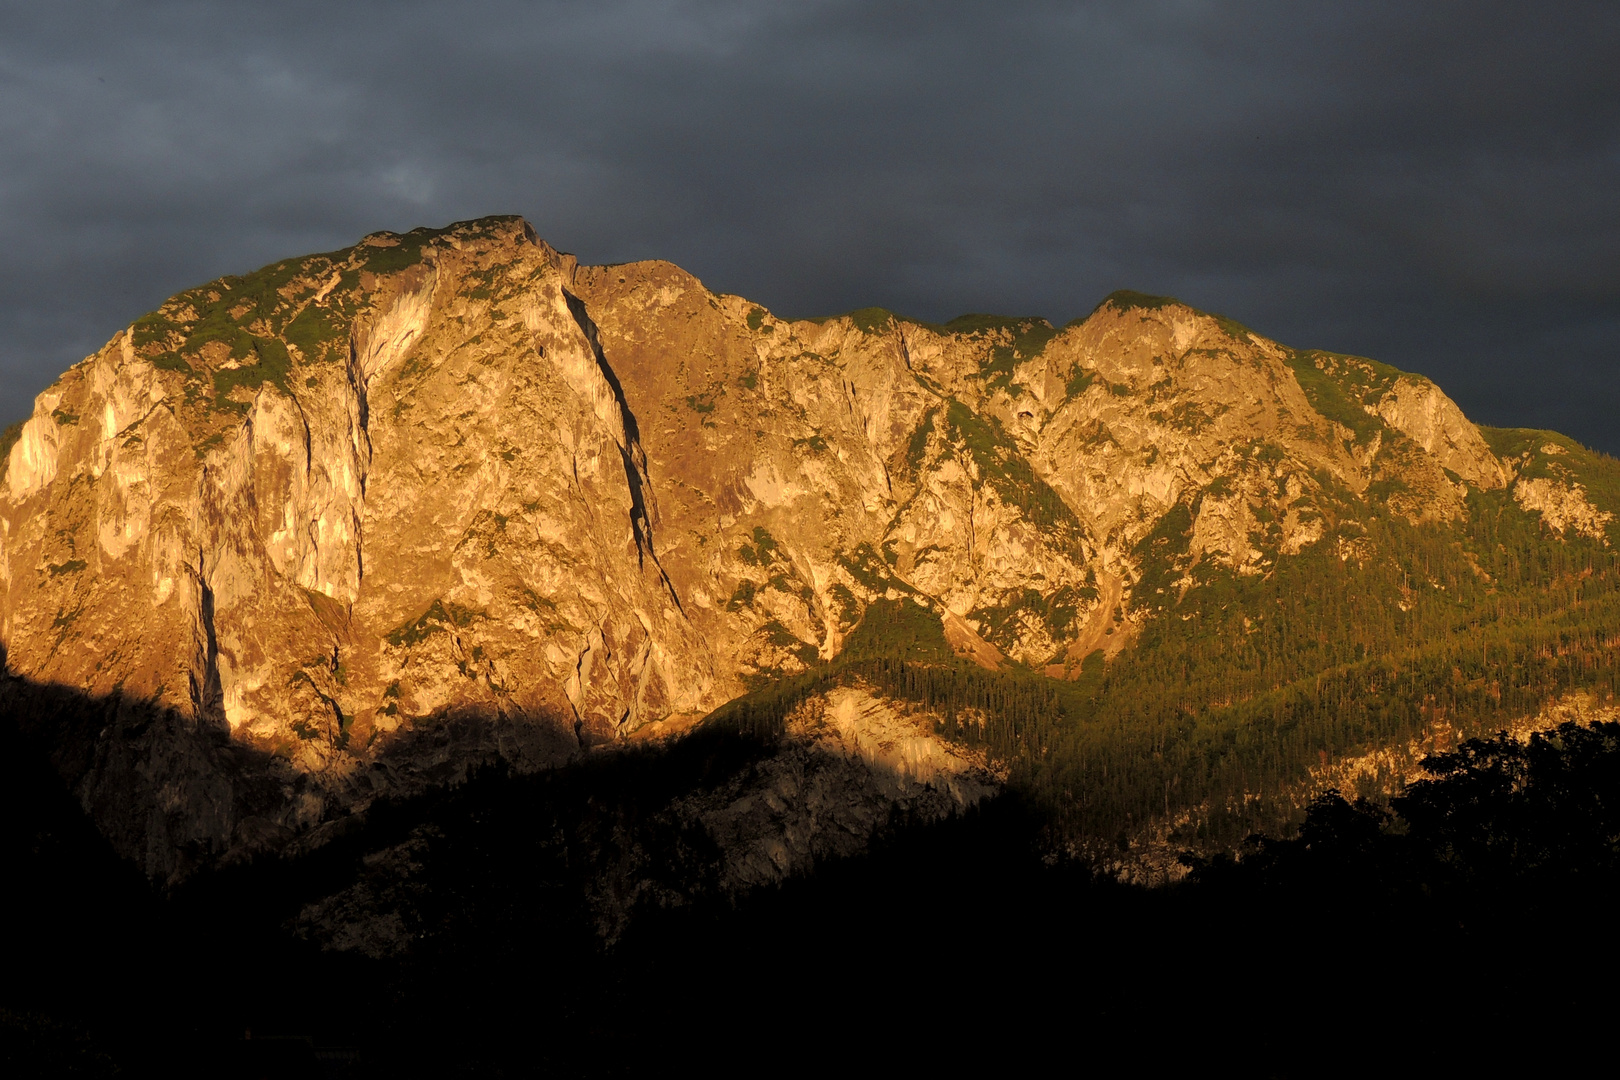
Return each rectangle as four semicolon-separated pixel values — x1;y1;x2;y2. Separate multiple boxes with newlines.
4;214;1619;885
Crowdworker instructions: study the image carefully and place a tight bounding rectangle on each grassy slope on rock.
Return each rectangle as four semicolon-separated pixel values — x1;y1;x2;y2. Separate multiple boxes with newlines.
1482;425;1620;531
130;217;519;416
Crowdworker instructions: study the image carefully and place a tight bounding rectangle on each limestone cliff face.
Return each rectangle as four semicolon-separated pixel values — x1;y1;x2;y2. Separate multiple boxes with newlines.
0;216;1567;876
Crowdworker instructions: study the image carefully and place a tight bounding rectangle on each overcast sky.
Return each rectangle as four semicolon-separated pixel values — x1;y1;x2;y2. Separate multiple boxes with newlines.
2;1;1616;449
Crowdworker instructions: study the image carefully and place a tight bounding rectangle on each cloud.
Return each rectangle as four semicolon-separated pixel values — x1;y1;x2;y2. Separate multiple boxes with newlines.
1;0;1616;447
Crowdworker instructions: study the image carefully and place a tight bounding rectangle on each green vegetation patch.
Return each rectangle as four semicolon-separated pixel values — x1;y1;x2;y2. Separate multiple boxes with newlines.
902;407;938;477
1483;426;1618;492
1132;502;1195;604
462;266;504;302
757;619;820;669
149;350;195;374
385;598;480;649
1152;400;1217;434
846;307;897;335
826;582;859;630
1210;313;1257;342
1285;350;1402;444
736;526;779;567
942;399;1084;536
974;320;1060;391
727;580;757;611
128;246;354;408
835;542;911;595
131;310;185;352
357;234;430;276
708;405;1620;864
840;598;954;663
126;216;514;415
356;217;513;277
703;598;1106;769
282;300;351;365
1065;367;1096;399
939;313;1035;335
972;584;1092;652
212;337;294;409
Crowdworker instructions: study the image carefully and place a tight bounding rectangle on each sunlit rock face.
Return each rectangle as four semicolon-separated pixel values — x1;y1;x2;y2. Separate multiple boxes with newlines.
0;216;1521;877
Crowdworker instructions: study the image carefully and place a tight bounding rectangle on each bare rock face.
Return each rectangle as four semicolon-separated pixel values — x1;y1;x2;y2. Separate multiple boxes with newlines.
1374;375;1507;490
0;217;1537;878
1513;477;1614;541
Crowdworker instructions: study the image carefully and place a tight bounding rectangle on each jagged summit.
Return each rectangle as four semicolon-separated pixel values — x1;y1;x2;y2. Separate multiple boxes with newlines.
4;214;1617;878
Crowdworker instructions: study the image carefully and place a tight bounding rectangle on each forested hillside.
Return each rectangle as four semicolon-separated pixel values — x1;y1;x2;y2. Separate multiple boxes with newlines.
708;426;1620;856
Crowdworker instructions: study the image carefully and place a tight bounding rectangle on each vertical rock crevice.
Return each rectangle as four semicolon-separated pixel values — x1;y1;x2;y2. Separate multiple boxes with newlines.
562;289;684;613
189;560;224;733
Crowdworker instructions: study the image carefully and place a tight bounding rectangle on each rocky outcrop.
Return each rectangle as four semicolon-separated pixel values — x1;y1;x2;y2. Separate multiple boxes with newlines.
0;218;1537;878
682;686;1001;896
1374;375;1508;490
1514;476;1614;541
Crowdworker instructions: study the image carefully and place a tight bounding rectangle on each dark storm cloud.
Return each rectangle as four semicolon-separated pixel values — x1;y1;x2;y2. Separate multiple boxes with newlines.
2;1;1617;446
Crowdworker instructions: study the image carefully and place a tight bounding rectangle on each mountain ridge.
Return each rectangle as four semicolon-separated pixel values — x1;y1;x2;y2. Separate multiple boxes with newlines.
4;214;1618;881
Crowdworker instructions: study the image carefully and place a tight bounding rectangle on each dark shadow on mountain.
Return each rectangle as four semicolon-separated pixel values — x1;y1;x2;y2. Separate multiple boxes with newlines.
0;643;593;886
8;662;1620;1075
0;648;305;883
